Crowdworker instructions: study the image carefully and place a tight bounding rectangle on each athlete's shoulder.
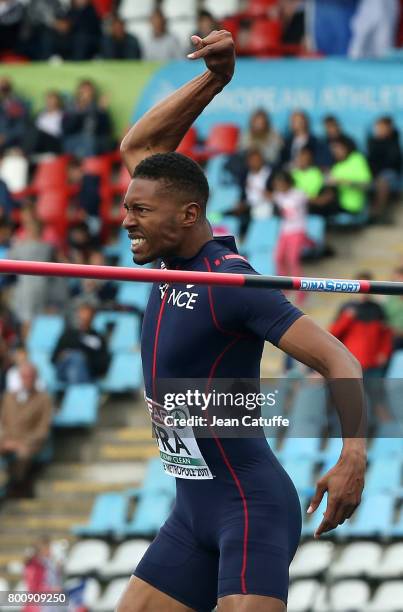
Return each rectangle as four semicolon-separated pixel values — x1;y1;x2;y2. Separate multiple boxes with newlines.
203;236;257;275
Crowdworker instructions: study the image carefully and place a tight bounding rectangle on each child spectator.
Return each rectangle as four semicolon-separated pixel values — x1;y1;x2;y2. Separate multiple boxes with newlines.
367;116;402;222
291;146;324;199
271;170;307;304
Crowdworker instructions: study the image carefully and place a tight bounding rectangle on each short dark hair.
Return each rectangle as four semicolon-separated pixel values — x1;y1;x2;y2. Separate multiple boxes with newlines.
132;152;210;209
332;135;355;154
273;169;294;187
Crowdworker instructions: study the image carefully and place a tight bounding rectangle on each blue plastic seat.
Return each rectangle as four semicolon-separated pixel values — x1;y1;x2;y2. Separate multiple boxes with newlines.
27;315;64;353
279;436;322;460
117;283;151;311
53;384;99;427
306;215;325;247
343;493;395;537
124;491;173;537
29;351;59;393
73;492;129;537
369;422;403;458
243;218;279;254
109;313;139;352
282;458;314;495
101;352;142;393
387;350;403;377
205;154;232;186
141;458;176;497
330;208;369;227
248;251;275;275
365;457;402;493
208;184;239;214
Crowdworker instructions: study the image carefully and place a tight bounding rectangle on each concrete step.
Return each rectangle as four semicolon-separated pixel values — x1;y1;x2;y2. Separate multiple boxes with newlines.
1;497;93;517
37;479;139;497
0;515;86;533
99;445;158;461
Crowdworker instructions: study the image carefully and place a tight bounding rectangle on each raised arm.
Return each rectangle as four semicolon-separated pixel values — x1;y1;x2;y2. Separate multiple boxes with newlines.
279;315;366;538
120;31;235;175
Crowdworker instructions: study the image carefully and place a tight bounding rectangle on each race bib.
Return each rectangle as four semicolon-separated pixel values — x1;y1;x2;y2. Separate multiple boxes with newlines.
145;395;214;480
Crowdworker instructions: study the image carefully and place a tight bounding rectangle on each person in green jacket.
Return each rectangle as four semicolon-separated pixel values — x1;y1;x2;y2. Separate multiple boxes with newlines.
291;146;324;198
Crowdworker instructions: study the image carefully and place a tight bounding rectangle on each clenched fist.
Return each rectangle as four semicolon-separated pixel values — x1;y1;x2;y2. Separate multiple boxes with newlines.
188;30;235;84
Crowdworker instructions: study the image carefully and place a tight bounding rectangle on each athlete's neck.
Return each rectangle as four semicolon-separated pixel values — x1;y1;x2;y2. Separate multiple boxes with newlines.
165;221;213;267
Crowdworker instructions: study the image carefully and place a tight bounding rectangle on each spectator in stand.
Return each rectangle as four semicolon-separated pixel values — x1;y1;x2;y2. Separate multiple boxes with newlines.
64;0;101;60
18;0;68;60
70;249;118;306
0;218;13;259
0;175;18;219
142;7;182;61
0;362;53;497
367;116;402;222
23;536;63;604
385;266;403;351
349;0;400;58
318;115;356;168
279;0;306;46
239;108;283;166
62;80;113;158
270;170;307;305
310;136;372;217
101;15;142;59
329;272;393;422
193;10;220;41
291;145;324;199
7;215;53;338
0;292;19;391
309;0;359;56
281;110;317;165
5;345;44;393
52;300;110;384
31;91;64;156
0;0;24;53
0;77;30;154
67;221;99;264
67;157;102;235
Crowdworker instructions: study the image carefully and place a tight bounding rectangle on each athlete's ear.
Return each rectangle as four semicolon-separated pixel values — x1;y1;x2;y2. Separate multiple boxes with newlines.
182;202;200;227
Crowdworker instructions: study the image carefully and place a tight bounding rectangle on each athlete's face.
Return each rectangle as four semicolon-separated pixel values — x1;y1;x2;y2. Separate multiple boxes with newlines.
122;178;198;265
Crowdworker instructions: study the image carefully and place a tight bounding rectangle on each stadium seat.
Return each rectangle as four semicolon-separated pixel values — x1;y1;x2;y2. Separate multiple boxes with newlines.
141;458;176;497
246;0;278;17
65;577;101;609
73;492;129;537
92;0;113;17
101;540;150;578
320;437;343;461
163;0;197;19
282;458;314;495
329;541;382;577
111;164;132;196
248;251;275;275
328;580;370;611
367;581;403;612
330;209;369;228
290;541;334;579
109;313;139;352
65;540;110;576
101;352;143;393
205;154;233;186
19;155;69;196
387;349;403;377
343;493;395;537
286;383;327;437
207;184;239;214
239;19;282;57
93;578;129;612
370;543;403;578
124;491;174;536
194;124;240;161
118;0;154;20
53;384;99;427
27;315;64;354
365;457;402;493
36;189;69;224
176;127;198;157
203;0;240;18
369;422;403;457
288;579;320;612
82;155;113;184
243;217;279;254
305;215;326;255
29;351;59;392
117;282;151;311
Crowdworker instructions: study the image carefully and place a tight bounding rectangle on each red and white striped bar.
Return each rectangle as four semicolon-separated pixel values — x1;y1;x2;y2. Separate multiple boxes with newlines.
1;259;403;295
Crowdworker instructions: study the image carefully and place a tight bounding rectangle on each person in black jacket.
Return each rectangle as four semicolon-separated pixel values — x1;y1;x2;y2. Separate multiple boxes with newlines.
281;110;318;166
52;300;110;384
367;116;402;222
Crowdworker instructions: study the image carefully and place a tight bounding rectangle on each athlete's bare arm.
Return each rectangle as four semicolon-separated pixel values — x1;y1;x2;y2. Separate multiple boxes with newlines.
279;315;366;538
120;31;235;176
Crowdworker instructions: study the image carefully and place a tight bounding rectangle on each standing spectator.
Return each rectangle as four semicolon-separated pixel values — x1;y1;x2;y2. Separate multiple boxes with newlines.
349;0;400;58
101;15;142;59
7;216;53;337
0;363;53;497
52;300;110;384
31;91;64;156
281;110;317;165
367;116;402;222
0;0;24;53
329;272;393;422
385;266;403;351
280;0;306;46
23;536;63;611
271;170;307;305
291;146;324;199
239;108;283;166
0;77;29;154
62;80;113;158
142;8;182;61
65;0;101;60
18;0;68;60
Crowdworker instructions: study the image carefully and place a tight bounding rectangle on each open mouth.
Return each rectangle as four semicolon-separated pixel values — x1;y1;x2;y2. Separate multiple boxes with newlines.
130;237;147;254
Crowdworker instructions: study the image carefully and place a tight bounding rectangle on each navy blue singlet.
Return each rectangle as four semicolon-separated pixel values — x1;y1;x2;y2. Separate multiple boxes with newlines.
134;236;303;611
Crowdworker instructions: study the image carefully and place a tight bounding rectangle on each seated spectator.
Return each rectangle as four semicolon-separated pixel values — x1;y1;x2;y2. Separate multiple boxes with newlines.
67;157;102;235
0;77;30;154
270;170;307;305
142;7;182;61
51;300;110;384
281;110;317;165
67;220;99;264
65;0;101;60
329;272;393;422
70;249;118;306
0;176;18;219
62;79;113;158
7;215;54;337
101;15;141;59
193;10;220;41
349;0;399;58
310;136;372;217
291;146;324;199
6;345;45;393
31;90;64;156
367;116;402;222
0;362;53;497
18;0;69;60
0;0;24;53
385;266;403;352
280;0;306;46
318;115;356;168
0;292;19;390
0;218;13;259
225;148;273;239
239;108;282;166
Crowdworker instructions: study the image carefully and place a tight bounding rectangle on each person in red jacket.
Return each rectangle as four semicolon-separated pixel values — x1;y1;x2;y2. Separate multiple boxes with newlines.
330;272;392;422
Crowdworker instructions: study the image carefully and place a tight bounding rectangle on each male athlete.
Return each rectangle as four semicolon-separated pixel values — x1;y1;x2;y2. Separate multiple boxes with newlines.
118;32;366;612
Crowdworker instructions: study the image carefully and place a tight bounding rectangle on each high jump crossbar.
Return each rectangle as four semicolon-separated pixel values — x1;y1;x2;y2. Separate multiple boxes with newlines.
1;259;403;295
